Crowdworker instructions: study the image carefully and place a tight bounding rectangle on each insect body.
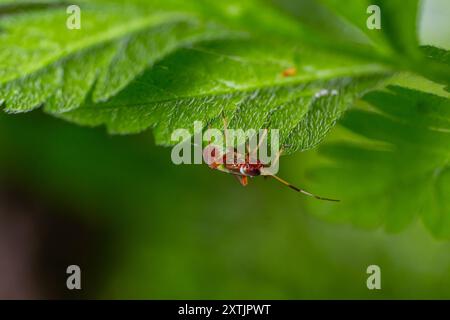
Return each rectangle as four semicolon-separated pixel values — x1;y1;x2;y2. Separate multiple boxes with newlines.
208;148;264;186
206;120;339;202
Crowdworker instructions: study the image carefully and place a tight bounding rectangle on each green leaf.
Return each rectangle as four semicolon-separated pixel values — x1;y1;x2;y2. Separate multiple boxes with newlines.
0;1;234;112
56;39;388;151
271;0;450;85
305;83;450;238
419;45;450;89
0;0;448;155
319;0;420;56
270;0;419;54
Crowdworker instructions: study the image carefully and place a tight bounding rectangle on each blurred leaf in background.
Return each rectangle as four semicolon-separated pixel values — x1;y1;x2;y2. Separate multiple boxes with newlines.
304;78;450;236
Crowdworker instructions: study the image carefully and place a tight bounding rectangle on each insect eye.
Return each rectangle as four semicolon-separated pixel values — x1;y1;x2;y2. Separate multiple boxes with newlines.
247;167;261;177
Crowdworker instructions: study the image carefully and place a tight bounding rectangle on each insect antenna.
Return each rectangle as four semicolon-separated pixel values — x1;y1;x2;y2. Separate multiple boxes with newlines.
270;175;340;202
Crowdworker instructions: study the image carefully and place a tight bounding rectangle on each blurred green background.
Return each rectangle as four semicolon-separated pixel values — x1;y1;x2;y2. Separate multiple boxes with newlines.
1;110;450;299
0;0;449;299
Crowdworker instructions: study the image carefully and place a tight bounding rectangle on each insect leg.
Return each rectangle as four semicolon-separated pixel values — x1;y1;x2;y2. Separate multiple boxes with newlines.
234;175;248;186
222;116;229;149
